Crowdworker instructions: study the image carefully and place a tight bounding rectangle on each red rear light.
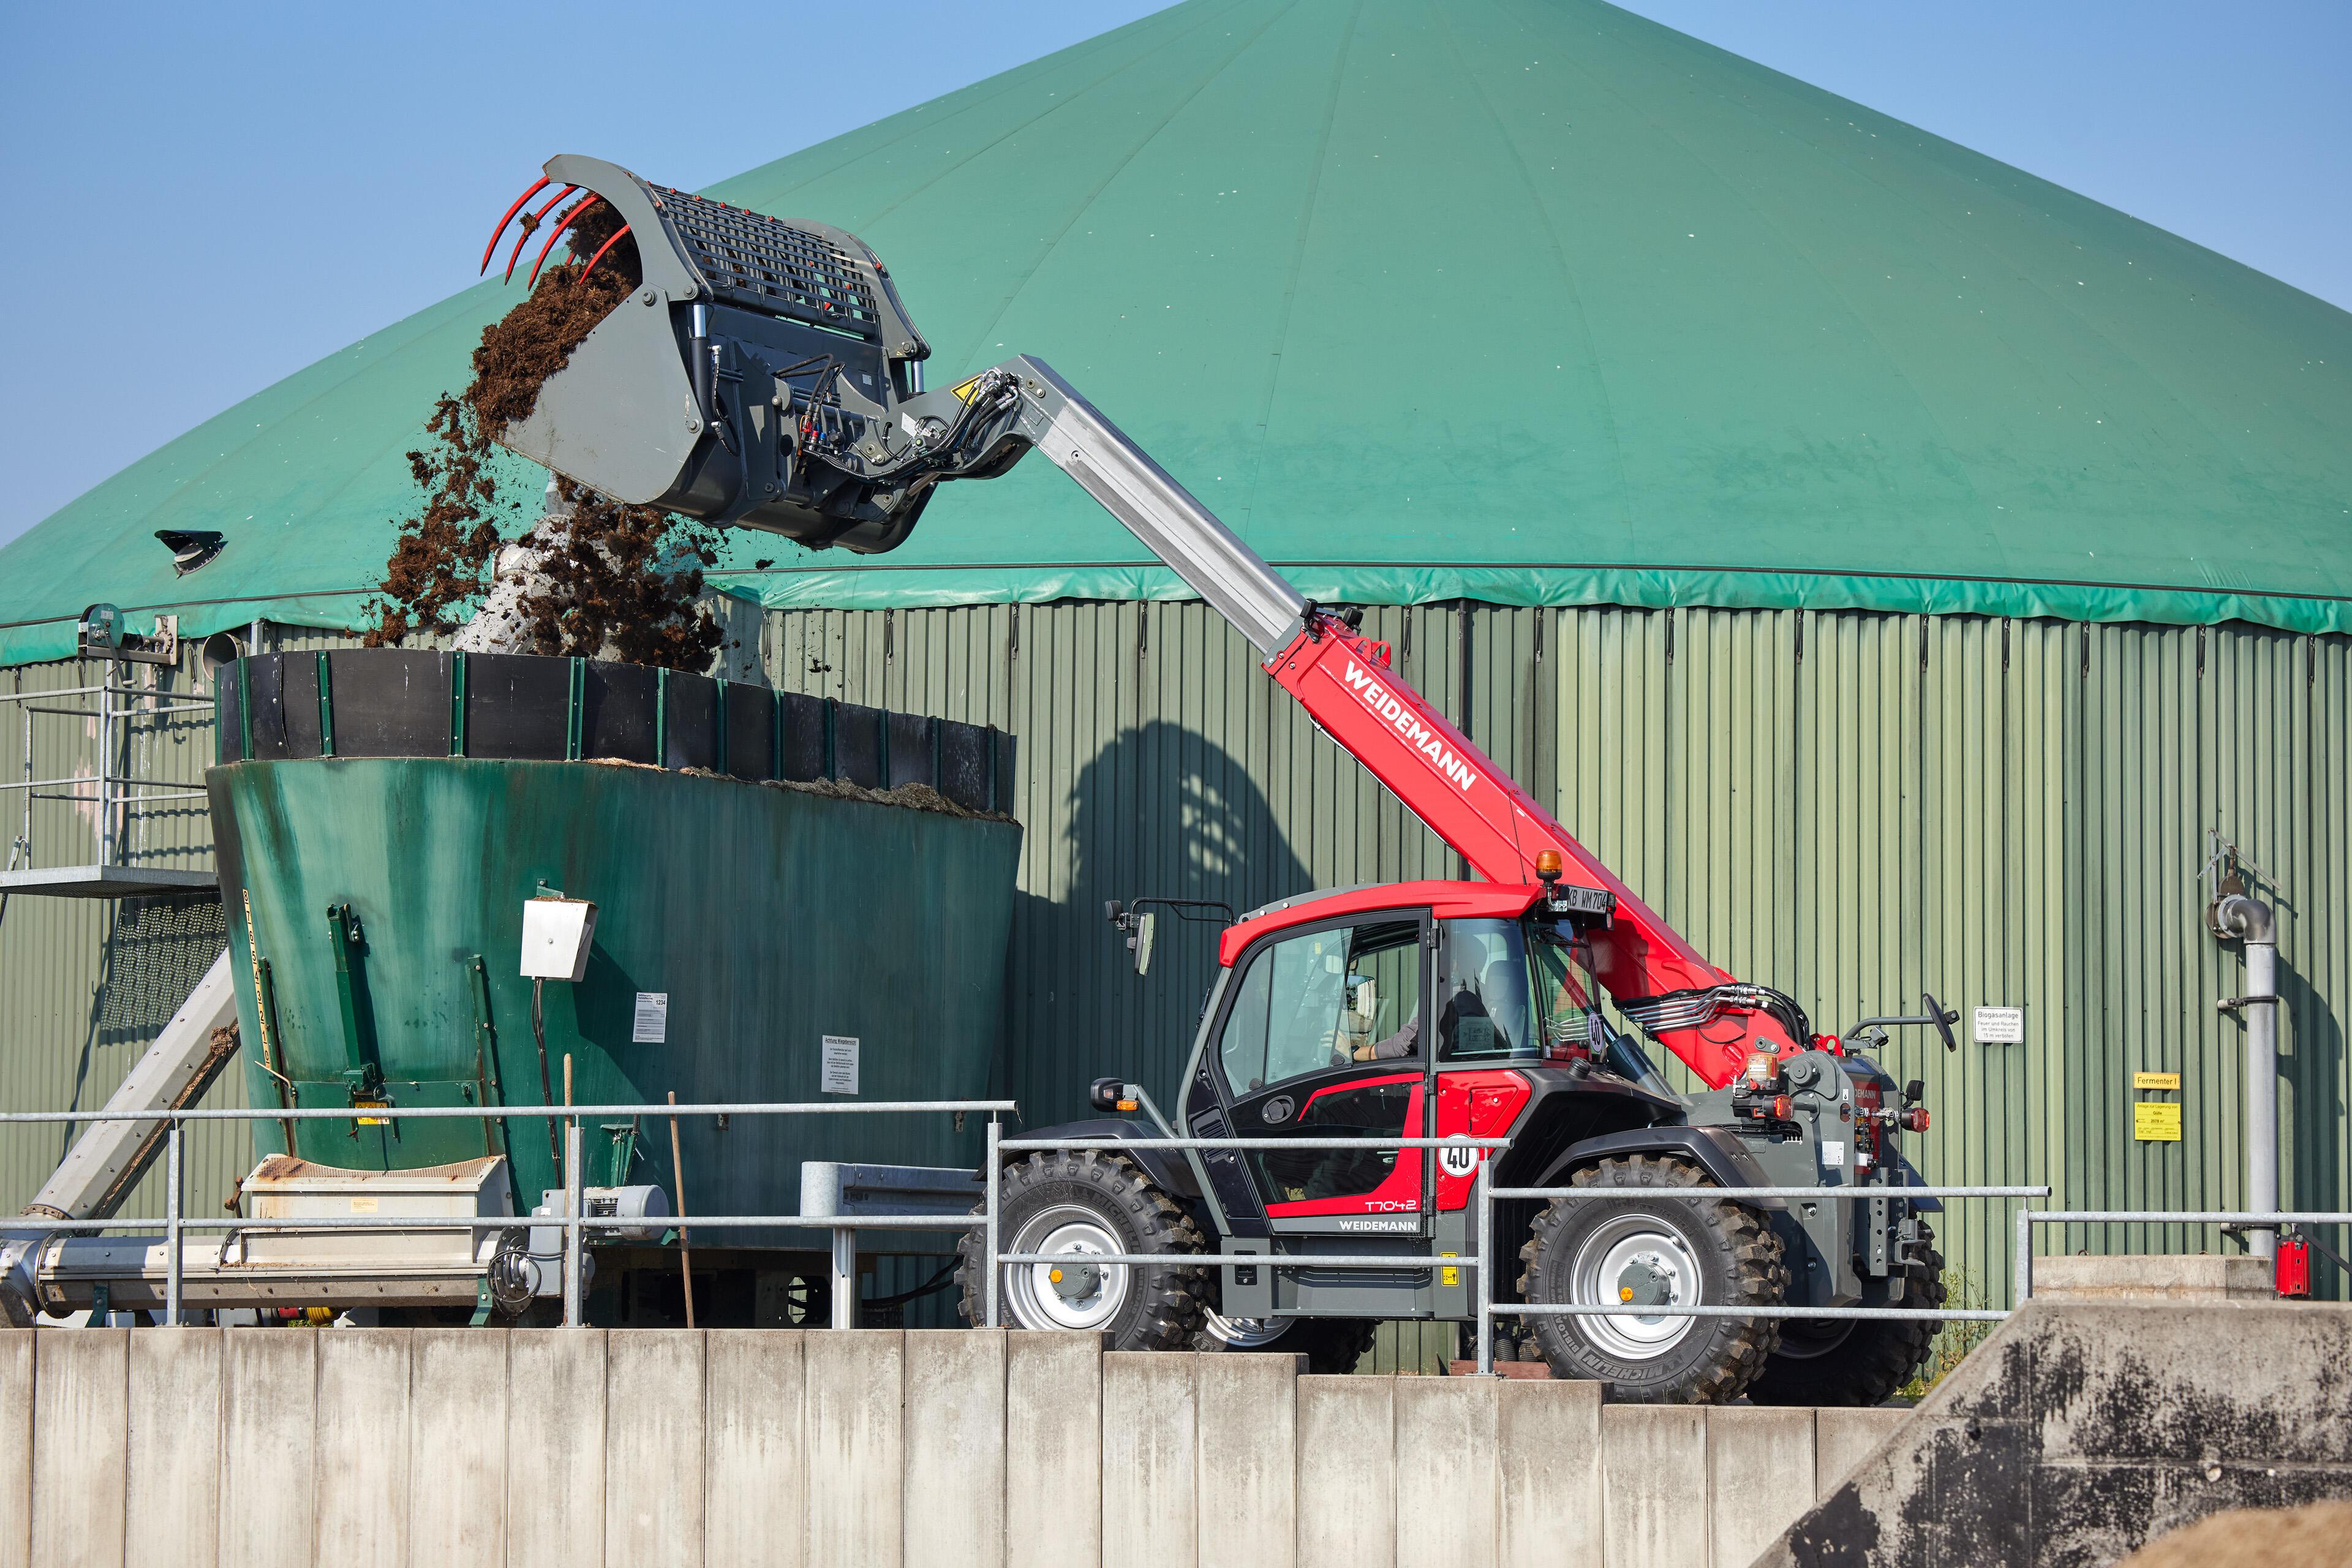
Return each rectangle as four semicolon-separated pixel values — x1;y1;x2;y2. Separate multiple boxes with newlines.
1771;1095;1791;1120
1902;1107;1931;1133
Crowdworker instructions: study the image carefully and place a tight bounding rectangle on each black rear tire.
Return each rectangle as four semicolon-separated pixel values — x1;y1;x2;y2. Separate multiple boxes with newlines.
956;1150;1207;1351
1518;1153;1785;1404
1745;1222;1948;1407
1193;1311;1379;1374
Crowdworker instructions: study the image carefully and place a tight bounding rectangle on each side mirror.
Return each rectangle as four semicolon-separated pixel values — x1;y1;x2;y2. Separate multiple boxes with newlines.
1922;992;1959;1053
1129;911;1156;976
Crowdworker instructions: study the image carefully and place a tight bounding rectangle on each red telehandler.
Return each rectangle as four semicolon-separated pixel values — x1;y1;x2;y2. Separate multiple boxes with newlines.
481;156;1957;1402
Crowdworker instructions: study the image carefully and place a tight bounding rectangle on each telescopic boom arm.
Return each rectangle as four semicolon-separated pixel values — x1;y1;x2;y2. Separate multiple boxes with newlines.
958;359;1813;1086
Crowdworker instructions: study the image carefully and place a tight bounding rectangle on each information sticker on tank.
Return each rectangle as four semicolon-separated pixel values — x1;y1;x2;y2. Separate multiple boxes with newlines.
632;992;669;1044
1819;1140;1846;1169
822;1035;860;1095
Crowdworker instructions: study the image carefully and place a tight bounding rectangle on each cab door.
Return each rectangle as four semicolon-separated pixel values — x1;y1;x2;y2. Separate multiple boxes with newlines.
1208;912;1433;1237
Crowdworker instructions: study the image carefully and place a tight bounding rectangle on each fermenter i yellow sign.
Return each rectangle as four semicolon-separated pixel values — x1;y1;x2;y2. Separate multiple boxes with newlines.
2133;1101;2182;1142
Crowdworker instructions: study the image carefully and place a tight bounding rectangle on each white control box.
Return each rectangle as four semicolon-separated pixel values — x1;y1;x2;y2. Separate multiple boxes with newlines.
520;896;598;981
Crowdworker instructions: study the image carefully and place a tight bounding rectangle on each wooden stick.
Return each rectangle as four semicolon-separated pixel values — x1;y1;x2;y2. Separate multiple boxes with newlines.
561;1052;574;1194
669;1090;696;1329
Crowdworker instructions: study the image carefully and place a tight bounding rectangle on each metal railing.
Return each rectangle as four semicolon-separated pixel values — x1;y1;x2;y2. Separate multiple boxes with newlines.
2015;1208;2352;1304
2;1099;1011;1328
0;680;211;875
12;1106;2344;1365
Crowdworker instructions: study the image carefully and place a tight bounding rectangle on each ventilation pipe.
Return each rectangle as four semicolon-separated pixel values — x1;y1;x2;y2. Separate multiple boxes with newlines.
2208;865;2278;1262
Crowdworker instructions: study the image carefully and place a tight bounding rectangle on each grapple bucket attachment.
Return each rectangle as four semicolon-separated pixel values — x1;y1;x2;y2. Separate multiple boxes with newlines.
488;154;962;552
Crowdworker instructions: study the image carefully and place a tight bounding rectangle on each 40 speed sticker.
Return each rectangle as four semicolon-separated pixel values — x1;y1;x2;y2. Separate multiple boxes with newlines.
1437;1140;1483;1179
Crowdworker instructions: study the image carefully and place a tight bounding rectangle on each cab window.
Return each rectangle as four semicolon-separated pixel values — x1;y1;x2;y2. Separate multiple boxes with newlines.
1217;918;1420;1092
1437;916;1606;1060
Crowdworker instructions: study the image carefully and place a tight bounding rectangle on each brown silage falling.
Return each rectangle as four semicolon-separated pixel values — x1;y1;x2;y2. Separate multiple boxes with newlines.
365;198;726;671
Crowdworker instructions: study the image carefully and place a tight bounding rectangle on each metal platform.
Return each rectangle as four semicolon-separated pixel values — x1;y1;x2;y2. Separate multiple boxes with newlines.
0;864;217;899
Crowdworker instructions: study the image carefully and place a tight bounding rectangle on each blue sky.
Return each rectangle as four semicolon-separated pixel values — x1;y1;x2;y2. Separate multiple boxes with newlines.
2;0;2345;548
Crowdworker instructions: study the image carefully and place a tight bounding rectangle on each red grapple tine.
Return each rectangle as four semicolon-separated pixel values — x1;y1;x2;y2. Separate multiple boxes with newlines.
528;195;603;287
505;186;578;284
575;224;633;287
479;176;552;274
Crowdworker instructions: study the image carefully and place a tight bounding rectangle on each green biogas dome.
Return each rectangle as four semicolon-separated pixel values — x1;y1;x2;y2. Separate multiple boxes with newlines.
4;0;2348;650
2;1;2347;1306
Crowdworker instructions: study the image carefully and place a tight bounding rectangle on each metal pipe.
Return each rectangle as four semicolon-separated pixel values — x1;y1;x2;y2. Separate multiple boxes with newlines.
2033;1210;2348;1225
995;1253;1488;1268
1487;1185;2047;1200
164;1123;182;1325
1499;1303;2008;1322
2015;1204;2034;1303
562;1121;584;1327
1001;1136;1509;1152
0;1099;1019;1124
983;1116;1001;1330
2213;891;2279;1260
29;1212;992;1234
1474;1156;1494;1376
94;670;110;868
830;1226;858;1330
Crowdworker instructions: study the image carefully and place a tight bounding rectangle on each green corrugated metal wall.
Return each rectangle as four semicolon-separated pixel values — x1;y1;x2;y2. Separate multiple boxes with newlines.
2;608;2344;1313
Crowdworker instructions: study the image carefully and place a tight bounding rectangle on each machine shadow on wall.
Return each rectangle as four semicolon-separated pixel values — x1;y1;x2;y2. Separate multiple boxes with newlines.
1003;720;1309;1129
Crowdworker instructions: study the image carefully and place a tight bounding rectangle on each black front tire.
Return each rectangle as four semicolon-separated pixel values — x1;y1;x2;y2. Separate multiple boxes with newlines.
956;1150;1207;1350
1745;1222;1948;1407
1518;1153;1785;1404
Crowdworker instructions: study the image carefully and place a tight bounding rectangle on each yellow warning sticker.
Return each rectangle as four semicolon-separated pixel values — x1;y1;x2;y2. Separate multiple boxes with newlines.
2132;1071;2181;1091
949;375;984;402
2133;1102;2182;1142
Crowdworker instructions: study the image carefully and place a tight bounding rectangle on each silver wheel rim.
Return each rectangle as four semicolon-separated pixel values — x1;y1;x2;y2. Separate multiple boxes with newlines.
1202;1310;1291;1349
1568;1213;1700;1360
1003;1205;1128;1331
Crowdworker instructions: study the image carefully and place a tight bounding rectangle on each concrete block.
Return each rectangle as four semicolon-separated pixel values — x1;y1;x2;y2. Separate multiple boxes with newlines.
1812;1408;1906;1501
312;1331;409;1568
410;1330;507;1562
1196;1353;1297;1568
2032;1254;2272;1300
604;1330;704;1568
906;1330;1006;1568
1295;1375;1393;1568
506;1329;606;1568
704;1330;805;1568
219;1327;317;1568
1101;1352;1197;1568
0;1333;29;1568
1497;1378;1602;1568
1006;1331;1102;1568
1709;1407;1815;1568
1599;1404;1707;1568
32;1328;127;1568
1395;1376;1497;1567
802;1331;902;1567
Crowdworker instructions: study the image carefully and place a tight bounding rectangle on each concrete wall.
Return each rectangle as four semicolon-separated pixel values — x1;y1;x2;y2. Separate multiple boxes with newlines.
0;1325;1896;1568
1761;1300;2352;1567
